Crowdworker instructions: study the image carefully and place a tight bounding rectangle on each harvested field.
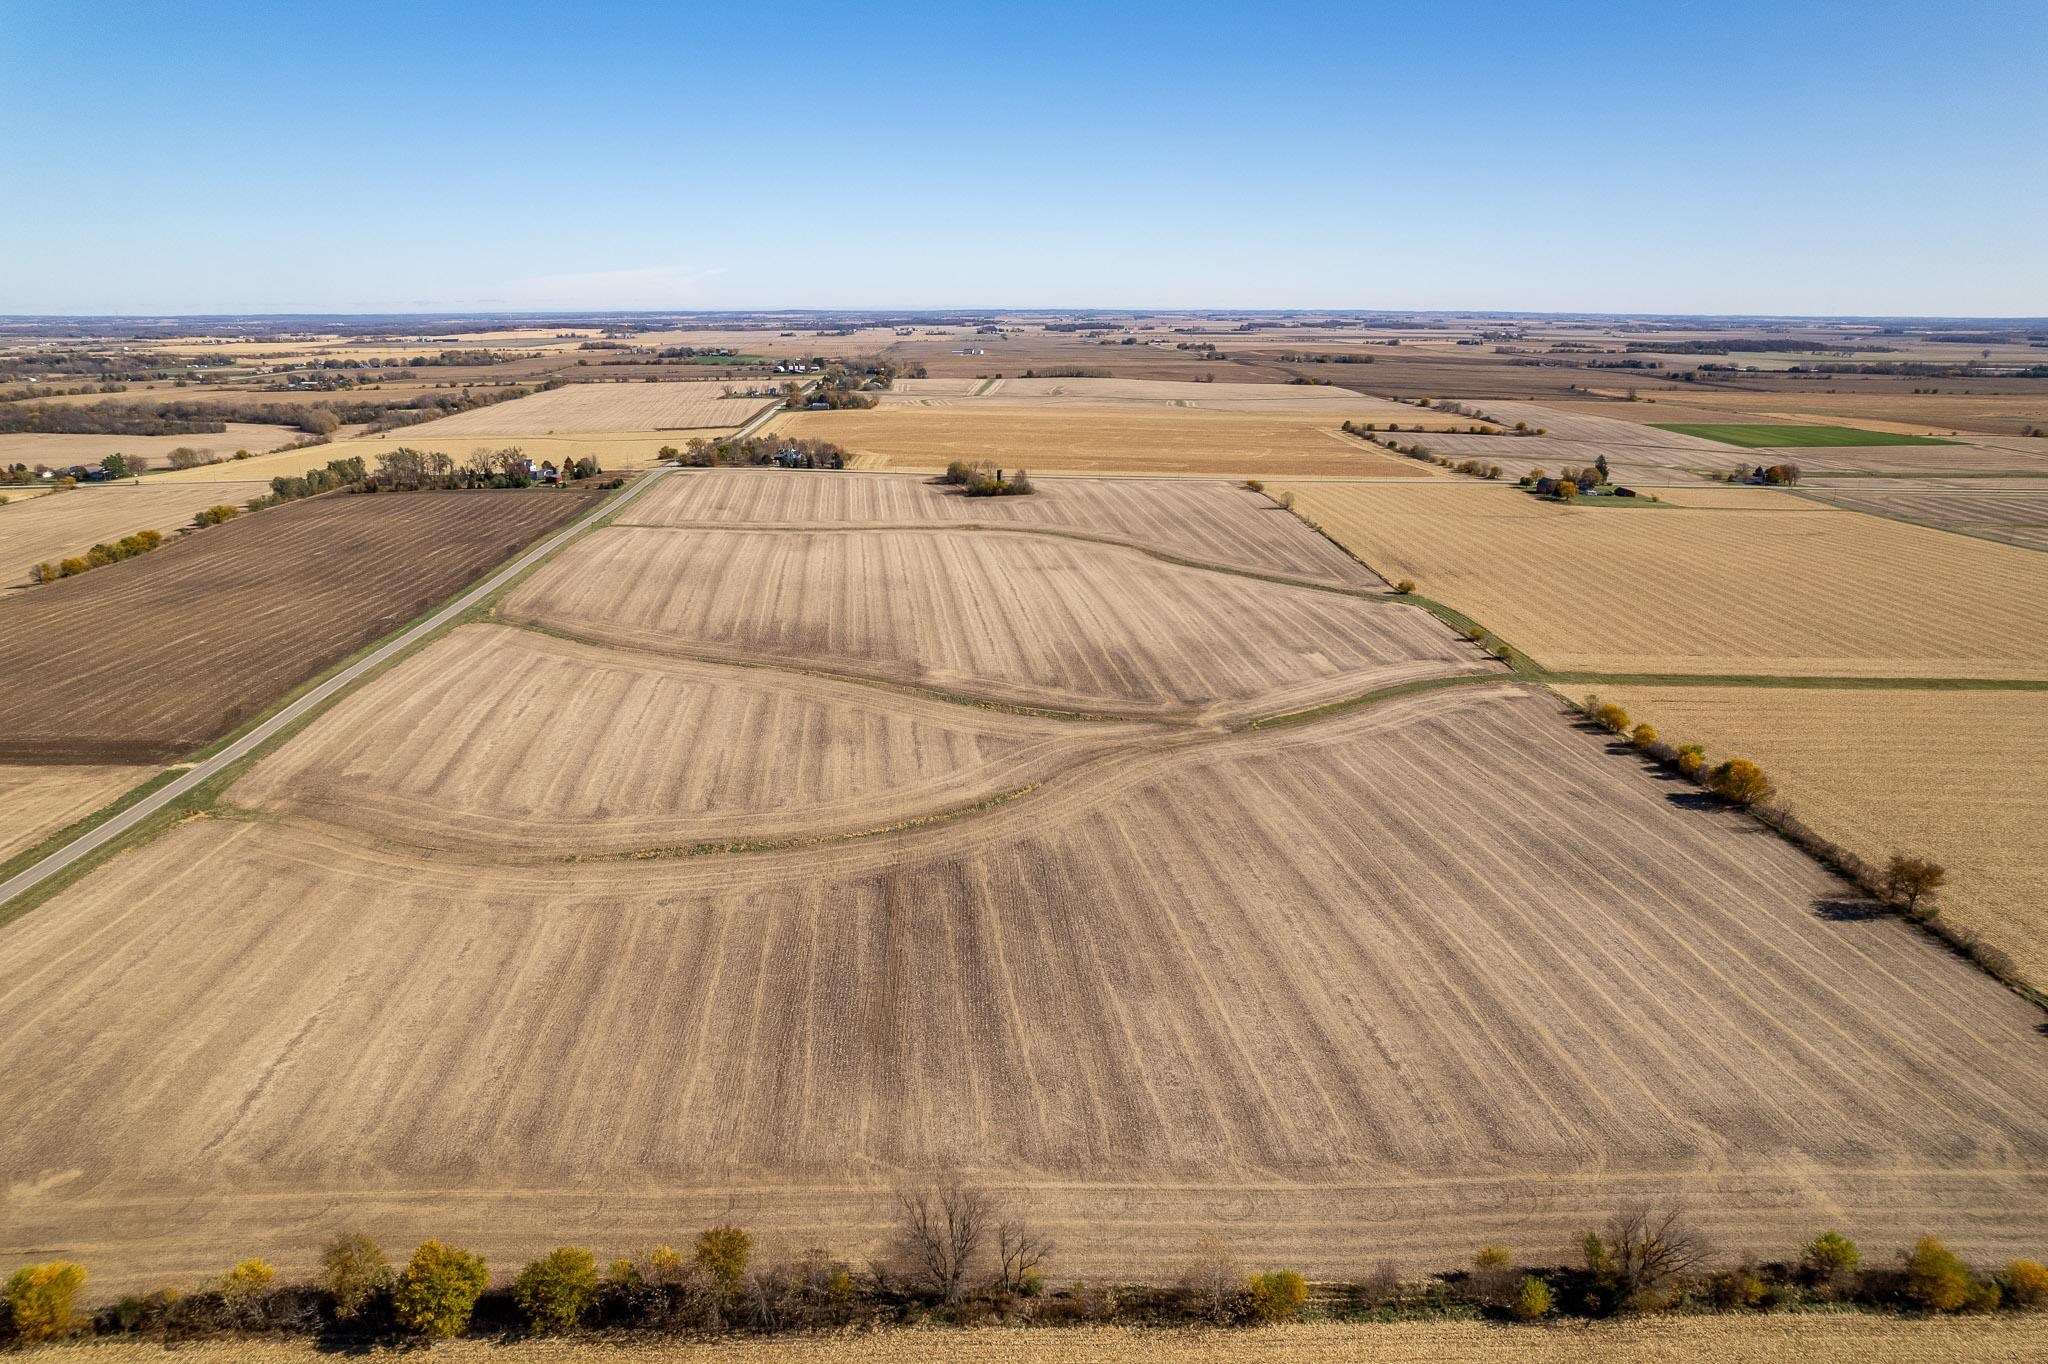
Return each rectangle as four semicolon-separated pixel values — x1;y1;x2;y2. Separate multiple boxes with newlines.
620;468;1380;587
769;406;1434;478
0;482;267;582
1800;476;2048;549
1273;481;2048;678
404;380;773;435
501;526;1487;720
6;686;2048;1289
0;489;597;762
1605;387;2048;438
1589;684;2048;985
0;764;153;864
232;624;1157;854
0;422;303;466
883;377;1451;424
1652;423;1953;449
27;1318;2048;1364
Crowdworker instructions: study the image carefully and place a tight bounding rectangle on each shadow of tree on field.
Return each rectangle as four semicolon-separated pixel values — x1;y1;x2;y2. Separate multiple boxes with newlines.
1665;790;1722;813
1814;896;1887;923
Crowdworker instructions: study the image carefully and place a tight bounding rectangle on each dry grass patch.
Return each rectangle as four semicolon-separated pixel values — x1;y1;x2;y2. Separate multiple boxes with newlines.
1589;684;2048;984
232;624;1156;854
501;526;1484;721
621;469;1379;586
22;1318;2048;1363
1274;481;2048;679
769;406;1432;478
0;764;155;863
885;377;1449;424
6;687;2047;1287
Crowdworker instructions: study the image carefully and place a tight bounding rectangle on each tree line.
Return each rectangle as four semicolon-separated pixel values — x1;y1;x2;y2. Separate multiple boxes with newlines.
4;1192;2041;1345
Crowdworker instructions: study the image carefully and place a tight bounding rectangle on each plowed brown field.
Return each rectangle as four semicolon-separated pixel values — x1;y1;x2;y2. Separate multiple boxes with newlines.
770;407;1432;478
0;489;597;761
0;764;154;863
1274;481;2048;678
620;469;1379;586
231;624;1157;854
501;526;1488;720
6;686;2047;1290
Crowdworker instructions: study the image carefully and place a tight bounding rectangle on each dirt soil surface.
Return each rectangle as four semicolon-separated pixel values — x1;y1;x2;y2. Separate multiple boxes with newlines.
0;488;597;761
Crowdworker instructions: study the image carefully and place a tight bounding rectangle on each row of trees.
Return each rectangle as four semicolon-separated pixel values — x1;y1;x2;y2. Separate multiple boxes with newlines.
28;528;163;584
662;436;849;469
1583;694;1953;915
7;1197;2042;1345
0;383;562;440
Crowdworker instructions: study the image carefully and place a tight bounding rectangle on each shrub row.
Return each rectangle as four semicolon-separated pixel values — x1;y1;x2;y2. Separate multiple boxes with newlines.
28;527;163;584
6;1205;2041;1346
1572;693;2038;1005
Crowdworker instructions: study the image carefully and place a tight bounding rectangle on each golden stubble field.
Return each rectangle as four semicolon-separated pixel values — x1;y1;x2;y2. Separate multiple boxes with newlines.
620;469;1381;586
232;623;1162;855
7;686;2048;1291
769;406;1435;478
25;1317;2048;1364
500;526;1485;722
5;469;2047;1296
1587;684;2048;985
1273;481;2048;679
0;422;304;468
0;764;153;863
406;380;776;435
0;482;269;580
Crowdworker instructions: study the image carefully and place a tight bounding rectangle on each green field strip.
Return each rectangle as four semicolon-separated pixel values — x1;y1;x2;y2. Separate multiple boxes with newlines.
1650;423;1956;449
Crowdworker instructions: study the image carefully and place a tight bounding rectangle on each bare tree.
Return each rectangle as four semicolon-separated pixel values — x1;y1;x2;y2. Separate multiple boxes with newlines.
1177;1234;1244;1323
1588;1202;1709;1302
895;1184;993;1305
996;1218;1054;1295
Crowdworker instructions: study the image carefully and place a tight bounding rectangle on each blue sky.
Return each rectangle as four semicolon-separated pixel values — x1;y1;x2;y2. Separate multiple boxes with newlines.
1;0;2043;316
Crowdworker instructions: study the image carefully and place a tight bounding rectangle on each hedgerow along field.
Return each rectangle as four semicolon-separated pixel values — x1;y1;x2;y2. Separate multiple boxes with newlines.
1586;683;2048;985
5;685;2046;1289
0;487;597;762
1271;481;2048;679
0;481;268;582
1649;423;1956;449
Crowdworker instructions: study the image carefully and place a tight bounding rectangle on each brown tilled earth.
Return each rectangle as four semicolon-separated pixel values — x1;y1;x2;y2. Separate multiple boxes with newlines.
2;469;2046;1298
0;487;597;762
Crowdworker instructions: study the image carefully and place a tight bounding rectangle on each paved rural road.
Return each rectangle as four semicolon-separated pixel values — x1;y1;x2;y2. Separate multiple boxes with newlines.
0;467;674;911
